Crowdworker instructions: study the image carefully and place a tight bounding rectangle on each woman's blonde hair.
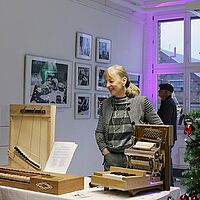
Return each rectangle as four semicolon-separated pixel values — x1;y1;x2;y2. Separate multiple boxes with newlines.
104;64;140;98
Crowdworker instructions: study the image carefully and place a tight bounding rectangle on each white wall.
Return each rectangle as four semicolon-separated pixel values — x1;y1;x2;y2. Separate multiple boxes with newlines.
0;0;144;176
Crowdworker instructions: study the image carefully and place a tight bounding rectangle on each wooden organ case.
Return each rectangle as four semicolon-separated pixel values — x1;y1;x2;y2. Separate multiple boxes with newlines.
8;104;56;171
0;167;84;195
91;124;173;196
0;104;84;195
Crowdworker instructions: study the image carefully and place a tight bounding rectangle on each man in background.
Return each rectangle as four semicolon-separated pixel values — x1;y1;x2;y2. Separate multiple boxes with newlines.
158;83;177;187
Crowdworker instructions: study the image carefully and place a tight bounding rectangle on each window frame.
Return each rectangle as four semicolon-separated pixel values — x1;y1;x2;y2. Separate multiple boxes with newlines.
153;11;200;113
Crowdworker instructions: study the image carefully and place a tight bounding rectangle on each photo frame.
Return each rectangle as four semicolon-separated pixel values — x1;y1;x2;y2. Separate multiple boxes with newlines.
96;38;111;63
128;73;141;89
75;93;91;119
25;55;72;107
95;66;107;91
76;32;92;60
75;63;92;90
95;93;109;118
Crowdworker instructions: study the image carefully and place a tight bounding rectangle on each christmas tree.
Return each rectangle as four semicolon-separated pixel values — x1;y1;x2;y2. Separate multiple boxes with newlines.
181;110;200;197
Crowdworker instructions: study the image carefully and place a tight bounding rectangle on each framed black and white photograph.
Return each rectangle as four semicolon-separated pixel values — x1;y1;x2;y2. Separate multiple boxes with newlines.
75;63;92;90
96;38;111;63
25;55;72;107
95;93;109;118
128;73;141;89
75;93;91;119
76;32;92;60
96;66;107;91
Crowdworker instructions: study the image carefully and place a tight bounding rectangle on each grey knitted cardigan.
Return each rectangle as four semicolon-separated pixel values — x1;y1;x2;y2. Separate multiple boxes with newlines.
95;95;163;152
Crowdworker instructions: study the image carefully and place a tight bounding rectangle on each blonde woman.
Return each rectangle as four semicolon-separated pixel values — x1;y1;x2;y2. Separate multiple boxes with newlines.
95;64;163;170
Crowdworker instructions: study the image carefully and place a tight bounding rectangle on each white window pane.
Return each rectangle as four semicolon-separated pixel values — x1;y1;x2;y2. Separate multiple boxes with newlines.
158;19;184;64
190;72;200;111
191;18;200;63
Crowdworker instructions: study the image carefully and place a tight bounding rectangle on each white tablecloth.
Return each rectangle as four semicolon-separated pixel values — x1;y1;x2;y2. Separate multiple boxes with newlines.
0;177;180;200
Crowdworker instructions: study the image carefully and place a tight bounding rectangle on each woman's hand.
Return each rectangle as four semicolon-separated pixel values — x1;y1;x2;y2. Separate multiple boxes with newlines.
102;148;110;156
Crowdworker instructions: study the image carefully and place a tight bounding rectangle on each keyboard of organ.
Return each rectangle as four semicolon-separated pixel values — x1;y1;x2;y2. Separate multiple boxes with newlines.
0;167;84;195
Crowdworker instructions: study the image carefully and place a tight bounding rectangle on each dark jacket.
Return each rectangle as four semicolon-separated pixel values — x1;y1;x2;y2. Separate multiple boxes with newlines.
158;96;177;143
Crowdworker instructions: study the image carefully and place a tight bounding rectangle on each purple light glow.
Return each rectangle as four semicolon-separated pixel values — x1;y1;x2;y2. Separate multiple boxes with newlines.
156;0;196;8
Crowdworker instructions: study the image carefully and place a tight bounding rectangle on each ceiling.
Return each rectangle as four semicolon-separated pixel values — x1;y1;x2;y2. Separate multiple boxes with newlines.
100;0;200;14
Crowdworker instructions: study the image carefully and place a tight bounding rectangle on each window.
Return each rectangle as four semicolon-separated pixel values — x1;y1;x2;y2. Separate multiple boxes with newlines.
158;19;184;64
190;17;200;63
190;72;200;111
157;73;184;125
153;12;200;116
151;12;200;171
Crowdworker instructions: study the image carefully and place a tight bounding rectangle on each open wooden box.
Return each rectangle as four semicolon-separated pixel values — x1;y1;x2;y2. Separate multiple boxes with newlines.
1;104;85;195
8;104;56;171
0;167;84;195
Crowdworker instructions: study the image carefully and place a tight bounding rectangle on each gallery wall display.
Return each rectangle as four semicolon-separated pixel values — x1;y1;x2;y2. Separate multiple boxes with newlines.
95;93;109;118
128;73;141;89
75;93;91;119
25;55;72;107
96;37;111;63
95;66;107;91
76;32;92;60
75;62;92;90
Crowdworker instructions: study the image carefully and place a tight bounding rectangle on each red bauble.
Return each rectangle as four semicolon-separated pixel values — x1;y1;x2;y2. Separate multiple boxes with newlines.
180;194;189;200
194;156;200;161
191;195;198;200
185;124;192;135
